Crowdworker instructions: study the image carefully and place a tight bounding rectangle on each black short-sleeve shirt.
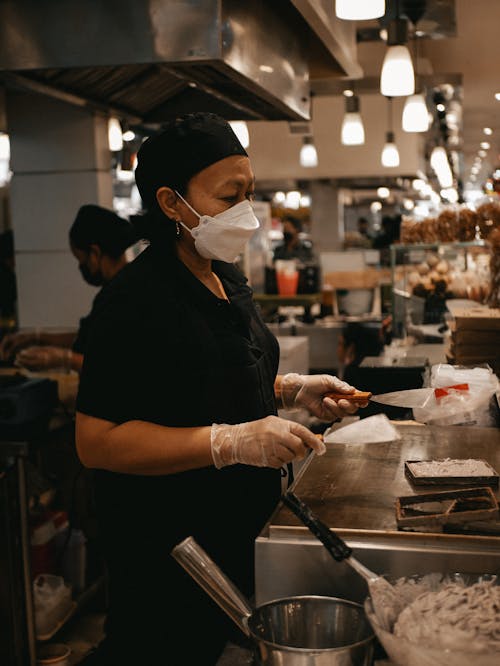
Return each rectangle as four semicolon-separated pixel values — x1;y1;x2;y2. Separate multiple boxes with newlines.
76;245;281;655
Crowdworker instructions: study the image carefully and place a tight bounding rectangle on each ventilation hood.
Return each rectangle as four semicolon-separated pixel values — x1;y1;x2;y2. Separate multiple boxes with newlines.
0;0;361;125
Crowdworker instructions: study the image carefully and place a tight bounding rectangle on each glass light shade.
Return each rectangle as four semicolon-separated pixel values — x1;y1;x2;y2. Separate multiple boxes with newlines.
402;94;429;132
108;118;123;152
229;121;250;149
0;133;10;160
381;141;400;167
380;45;415;97
300;142;318;168
430;146;453;188
341;112;365;145
336;0;385;20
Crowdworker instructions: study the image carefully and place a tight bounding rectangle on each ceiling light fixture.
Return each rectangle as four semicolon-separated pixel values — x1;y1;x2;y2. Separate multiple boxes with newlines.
380;17;415;97
300;137;318;168
478;150;487;158
494;94;500;101
402;33;428;132
341;94;365;145
377;186;390;199
484;127;493;135
430;146;453;188
480;142;490;150
229;121;250;149
381;97;400;167
335;0;385;20
108;117;123;152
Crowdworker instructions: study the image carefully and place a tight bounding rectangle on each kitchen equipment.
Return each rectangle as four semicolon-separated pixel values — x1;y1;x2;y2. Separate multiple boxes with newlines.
405;458;499;487
172;536;374;666
370;387;434;408
395;486;499;529
365;573;500;666
283;492;404;631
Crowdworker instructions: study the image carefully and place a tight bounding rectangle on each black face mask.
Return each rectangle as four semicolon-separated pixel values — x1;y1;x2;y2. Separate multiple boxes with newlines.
79;263;104;287
283;232;294;243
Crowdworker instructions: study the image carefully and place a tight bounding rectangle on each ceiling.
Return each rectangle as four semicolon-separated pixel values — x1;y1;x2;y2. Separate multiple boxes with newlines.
248;0;499;201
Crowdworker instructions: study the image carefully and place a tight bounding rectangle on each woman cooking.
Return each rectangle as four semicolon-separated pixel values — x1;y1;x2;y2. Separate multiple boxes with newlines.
76;113;365;665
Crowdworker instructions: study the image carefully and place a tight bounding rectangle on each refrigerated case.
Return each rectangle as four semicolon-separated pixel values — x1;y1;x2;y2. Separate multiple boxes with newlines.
391;241;491;337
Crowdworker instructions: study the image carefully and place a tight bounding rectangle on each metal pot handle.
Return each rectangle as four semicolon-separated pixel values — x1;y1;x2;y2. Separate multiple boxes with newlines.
171;536;253;636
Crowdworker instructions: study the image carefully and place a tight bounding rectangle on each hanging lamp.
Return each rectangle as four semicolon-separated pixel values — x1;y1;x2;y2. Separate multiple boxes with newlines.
402;33;429;131
300;137;318;167
381;98;400;167
341;94;365;145
335;0;385;20
380;17;415;97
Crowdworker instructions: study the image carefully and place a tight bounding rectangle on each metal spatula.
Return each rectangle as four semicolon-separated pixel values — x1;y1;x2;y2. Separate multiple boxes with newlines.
283;492;404;632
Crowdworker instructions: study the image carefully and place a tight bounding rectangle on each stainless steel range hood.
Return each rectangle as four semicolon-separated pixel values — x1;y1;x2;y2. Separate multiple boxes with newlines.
0;0;361;124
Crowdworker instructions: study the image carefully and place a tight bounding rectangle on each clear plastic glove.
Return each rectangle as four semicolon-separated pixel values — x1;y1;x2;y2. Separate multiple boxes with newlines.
15;346;71;372
281;373;364;421
210;415;325;469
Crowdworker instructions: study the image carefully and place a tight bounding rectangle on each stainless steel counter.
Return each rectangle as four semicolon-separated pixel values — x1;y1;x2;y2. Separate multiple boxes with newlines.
255;425;500;605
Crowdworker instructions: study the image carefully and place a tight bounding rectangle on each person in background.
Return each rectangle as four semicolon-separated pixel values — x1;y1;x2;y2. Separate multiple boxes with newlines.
337;322;384;384
0;229;17;322
273;214;314;263
75;112;367;665
373;214;402;265
0;205;135;371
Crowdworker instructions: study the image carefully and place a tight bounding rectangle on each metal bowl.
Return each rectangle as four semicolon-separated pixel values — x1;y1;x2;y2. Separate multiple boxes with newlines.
365;573;500;666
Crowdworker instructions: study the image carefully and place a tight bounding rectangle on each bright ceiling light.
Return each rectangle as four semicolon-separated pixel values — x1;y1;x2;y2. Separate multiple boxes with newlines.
377;186;390;199
108;117;123;152
436;103;445;112
300;137;318;167
0;133;10;160
370;201;383;213
341;95;365;145
381;132;400;167
430;146;453;188
380;19;415;97
229;121;250;149
402;93;429;132
285;190;301;209
343;89;354;97
335;0;385;20
403;198;415;210
494;94;500;101
122;130;135;142
478;150;487;158
484;127;493;134
480;142;490;150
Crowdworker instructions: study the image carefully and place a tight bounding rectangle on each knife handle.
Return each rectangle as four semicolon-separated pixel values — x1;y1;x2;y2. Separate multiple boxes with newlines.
325;390;372;403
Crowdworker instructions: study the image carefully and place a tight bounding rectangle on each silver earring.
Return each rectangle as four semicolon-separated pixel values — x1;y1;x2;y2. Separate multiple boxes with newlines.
175;221;181;238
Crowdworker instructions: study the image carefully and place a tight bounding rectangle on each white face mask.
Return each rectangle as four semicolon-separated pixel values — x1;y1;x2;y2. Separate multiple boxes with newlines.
175;191;259;263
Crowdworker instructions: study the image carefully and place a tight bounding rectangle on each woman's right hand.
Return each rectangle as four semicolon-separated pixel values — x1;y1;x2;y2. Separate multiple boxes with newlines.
0;332;37;361
210;415;325;469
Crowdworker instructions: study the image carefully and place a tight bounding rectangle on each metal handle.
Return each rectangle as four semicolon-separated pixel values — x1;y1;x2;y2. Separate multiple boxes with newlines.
283;492;352;562
171;537;252;636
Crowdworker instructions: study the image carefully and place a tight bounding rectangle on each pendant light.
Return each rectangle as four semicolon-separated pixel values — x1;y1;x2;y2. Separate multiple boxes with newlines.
341;94;365;145
300;137;318;168
335;0;385;20
229;120;250;149
430;146;453;188
402;35;429;132
108;117;123;152
380;17;415;97
381;98;400;167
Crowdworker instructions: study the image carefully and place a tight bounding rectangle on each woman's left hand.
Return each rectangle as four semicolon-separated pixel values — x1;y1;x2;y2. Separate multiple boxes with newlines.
281;373;368;421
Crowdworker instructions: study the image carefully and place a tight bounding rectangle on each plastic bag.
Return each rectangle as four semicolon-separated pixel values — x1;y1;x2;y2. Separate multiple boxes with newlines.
33;574;72;636
413;364;499;426
324;414;401;445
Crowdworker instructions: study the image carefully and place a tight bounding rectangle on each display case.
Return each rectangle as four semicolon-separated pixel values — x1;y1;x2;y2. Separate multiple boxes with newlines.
391;241;490;338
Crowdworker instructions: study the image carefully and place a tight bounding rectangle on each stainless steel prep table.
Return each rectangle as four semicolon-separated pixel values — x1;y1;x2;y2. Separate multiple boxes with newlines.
255;425;500;605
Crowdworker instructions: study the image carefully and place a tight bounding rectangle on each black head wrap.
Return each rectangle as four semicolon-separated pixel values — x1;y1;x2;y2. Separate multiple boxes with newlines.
135;112;248;208
69;205;136;258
